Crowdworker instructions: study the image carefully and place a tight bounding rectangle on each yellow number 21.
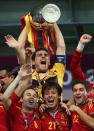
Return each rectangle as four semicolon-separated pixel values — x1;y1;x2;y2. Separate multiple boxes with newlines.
49;122;56;130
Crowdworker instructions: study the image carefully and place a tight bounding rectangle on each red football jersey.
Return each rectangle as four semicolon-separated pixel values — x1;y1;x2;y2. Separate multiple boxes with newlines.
0;103;9;131
41;109;70;131
7;94;41;131
70;49;94;99
71;101;94;131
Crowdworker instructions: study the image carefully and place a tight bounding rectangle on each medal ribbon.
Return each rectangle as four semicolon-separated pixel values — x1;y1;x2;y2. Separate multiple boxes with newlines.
47;109;62;130
50;25;56;45
42;28;48;49
36;70;49;85
48;36;54;55
22;112;36;128
21;14;56;55
25;15;34;48
32;27;40;49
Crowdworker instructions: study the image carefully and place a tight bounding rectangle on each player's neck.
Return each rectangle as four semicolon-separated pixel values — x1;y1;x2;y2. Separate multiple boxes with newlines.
21;107;34;114
36;68;49;73
48;105;59;113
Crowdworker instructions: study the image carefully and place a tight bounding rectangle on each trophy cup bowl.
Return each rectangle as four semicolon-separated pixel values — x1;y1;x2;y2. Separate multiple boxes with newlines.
30;3;61;29
42;3;61;23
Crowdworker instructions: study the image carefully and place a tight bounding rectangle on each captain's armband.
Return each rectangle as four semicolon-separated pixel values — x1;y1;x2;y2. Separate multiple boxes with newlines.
56;55;66;64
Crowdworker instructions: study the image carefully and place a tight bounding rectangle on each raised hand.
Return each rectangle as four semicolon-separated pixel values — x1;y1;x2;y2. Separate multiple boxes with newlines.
4;35;19;48
80;34;92;45
25;47;35;57
18;64;32;78
25;47;35;64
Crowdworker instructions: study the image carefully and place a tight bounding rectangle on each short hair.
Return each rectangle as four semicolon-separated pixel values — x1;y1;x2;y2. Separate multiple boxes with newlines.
0;65;13;73
42;81;62;97
21;85;38;98
8;66;20;78
0;65;19;78
72;80;89;91
32;48;49;61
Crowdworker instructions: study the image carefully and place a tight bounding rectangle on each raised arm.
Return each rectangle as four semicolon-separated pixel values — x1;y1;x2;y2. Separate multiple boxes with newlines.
3;64;32;110
4;26;27;65
18;26;27;47
70;34;92;81
69;105;94;129
5;34;25;65
15;26;28;65
14;64;32;97
54;23;66;55
25;47;35;64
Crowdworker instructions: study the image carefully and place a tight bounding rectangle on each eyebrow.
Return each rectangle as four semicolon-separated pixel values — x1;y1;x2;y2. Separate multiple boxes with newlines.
0;76;6;79
73;87;84;91
26;93;31;95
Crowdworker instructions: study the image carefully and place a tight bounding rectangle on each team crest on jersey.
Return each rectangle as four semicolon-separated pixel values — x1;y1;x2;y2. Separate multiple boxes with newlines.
61;112;67;119
41;115;46;119
61;112;68;118
49;71;56;76
34;121;38;128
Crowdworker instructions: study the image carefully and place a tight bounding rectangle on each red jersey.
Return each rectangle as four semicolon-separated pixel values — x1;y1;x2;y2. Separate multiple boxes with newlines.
41;109;70;131
10;91;22;107
0;103;9;131
70;49;94;98
7;94;41;131
71;101;94;131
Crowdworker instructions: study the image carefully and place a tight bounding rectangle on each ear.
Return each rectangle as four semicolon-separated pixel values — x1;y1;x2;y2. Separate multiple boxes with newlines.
59;96;61;99
10;75;15;81
58;96;61;101
20;97;23;102
32;60;35;66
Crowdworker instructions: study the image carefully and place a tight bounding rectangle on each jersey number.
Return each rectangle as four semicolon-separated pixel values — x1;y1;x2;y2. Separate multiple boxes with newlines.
49;122;56;130
73;115;79;123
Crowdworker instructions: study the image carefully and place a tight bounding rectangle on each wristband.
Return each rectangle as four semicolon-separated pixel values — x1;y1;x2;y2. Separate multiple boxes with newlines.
77;42;85;51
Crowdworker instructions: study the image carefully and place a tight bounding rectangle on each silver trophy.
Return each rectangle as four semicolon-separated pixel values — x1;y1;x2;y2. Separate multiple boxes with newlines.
30;3;61;27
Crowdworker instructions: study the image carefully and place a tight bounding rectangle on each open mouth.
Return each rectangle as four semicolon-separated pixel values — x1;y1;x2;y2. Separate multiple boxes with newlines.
29;99;34;105
76;95;81;100
48;99;54;104
41;61;46;65
40;61;47;69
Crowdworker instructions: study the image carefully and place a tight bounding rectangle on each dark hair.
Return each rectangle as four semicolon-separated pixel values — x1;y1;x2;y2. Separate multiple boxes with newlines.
32;48;49;61
0;65;13;73
21;85;38;98
72;80;89;91
42;81;62;97
0;65;19;78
